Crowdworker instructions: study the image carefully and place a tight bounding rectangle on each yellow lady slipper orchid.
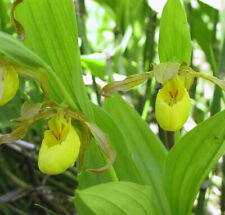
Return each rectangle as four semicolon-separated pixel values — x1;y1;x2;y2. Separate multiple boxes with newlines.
155;76;191;131
38;112;81;175
0;65;19;106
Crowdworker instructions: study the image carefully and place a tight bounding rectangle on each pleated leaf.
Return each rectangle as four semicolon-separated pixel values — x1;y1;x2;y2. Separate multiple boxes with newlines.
159;0;192;64
75;181;153;215
104;94;170;215
164;110;225;215
14;0;93;119
78;104;143;189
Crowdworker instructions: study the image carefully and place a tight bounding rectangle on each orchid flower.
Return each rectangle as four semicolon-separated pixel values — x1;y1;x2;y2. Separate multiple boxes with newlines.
102;62;225;131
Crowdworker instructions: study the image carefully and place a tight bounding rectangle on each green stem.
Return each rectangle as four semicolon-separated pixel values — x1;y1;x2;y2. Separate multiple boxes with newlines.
141;99;150;120
139;8;157;114
18;87;31;103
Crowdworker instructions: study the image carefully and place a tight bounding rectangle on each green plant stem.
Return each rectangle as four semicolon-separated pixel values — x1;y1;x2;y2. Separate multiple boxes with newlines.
140;8;157;114
141;100;150;120
92;74;102;107
18;88;31;103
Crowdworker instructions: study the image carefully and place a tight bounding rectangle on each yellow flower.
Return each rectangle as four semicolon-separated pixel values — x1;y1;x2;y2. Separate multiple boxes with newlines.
0;65;19;106
38;112;80;175
155;75;191;131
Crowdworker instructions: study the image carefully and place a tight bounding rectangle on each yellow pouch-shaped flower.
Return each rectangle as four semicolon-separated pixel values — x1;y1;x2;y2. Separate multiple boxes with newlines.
38;112;80;175
0;65;19;106
155;76;191;131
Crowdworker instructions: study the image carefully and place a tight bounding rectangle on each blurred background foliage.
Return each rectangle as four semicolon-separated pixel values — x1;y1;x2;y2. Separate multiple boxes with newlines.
0;0;225;214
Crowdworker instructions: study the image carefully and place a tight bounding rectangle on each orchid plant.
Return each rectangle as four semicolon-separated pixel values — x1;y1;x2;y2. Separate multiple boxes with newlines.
0;0;225;215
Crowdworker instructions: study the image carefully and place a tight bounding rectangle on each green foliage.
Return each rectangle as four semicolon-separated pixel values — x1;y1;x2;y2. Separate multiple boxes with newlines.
0;0;225;214
104;94;170;215
159;0;192;64
164;110;225;215
75;182;153;215
14;0;94;118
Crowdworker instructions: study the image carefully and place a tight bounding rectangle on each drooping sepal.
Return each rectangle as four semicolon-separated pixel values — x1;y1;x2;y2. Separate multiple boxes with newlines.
0;101;116;174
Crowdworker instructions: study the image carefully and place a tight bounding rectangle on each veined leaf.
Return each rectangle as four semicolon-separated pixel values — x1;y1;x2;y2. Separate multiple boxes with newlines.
0;32;78;108
75;181;153;215
104;94;170;215
78;104;143;189
14;0;94;119
159;0;192;64
164;110;225;215
81;53;107;79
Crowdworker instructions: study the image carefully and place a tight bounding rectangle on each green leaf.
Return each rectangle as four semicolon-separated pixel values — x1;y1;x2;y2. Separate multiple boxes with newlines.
77;104;143;189
81;54;107;79
14;0;94;119
75;181;153;215
159;0;192;64
104;94;170;215
92;104;144;180
164;110;225;215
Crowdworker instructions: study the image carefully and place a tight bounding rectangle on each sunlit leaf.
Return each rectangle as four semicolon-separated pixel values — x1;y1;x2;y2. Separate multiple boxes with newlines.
75;182;154;215
81;53;107;79
104;94;171;215
14;0;94;118
159;0;192;64
164;110;225;215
